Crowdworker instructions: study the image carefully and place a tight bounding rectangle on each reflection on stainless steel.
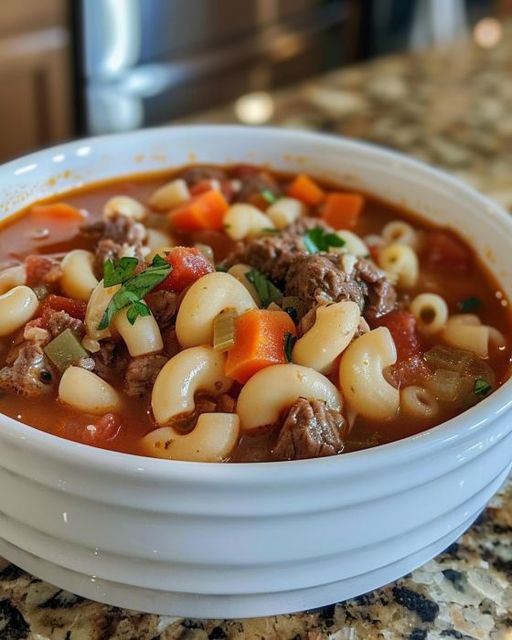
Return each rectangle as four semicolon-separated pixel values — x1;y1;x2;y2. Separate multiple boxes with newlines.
79;0;349;134
410;0;467;49
473;17;502;48
83;0;141;77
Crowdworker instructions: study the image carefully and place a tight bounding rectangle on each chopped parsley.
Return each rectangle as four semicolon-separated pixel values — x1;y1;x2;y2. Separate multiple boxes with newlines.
98;255;171;329
260;188;277;204
459;296;481;313
103;256;139;287
284;332;296;362
245;269;283;308
304;226;346;254
474;378;492;397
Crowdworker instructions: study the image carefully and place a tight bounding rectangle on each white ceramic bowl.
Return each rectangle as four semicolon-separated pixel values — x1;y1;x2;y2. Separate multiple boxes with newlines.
0;126;511;618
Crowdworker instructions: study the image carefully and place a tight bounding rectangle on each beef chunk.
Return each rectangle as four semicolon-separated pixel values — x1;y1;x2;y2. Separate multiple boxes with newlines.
225;217;331;284
146;290;177;328
285;254;365;309
0;342;55;397
43;309;85;339
354;258;397;320
237;171;281;203
24;255;62;288
273;398;344;460
179;166;227;185
81;214;146;276
125;354;168;396
93;340;128;382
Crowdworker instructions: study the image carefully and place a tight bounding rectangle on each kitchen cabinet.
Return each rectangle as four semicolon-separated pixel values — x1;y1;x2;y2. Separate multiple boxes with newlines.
0;0;72;162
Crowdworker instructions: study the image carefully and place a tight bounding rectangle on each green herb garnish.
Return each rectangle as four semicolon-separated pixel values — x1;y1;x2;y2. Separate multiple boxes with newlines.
103;256;139;287
303;226;346;254
474;378;492;397
261;227;280;235
245;269;283;308
98;255;171;330
261;189;277;204
459;296;481;313
284;332;296;362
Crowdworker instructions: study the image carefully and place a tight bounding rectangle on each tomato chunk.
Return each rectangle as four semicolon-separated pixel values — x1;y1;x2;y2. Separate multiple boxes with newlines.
156;246;214;293
39;294;87;321
25;255;56;286
423;231;472;274
373;310;421;361
373;310;430;387
55;413;123;448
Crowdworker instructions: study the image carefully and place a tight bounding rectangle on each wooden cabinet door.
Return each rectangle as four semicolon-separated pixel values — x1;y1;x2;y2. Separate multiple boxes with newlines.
0;1;72;162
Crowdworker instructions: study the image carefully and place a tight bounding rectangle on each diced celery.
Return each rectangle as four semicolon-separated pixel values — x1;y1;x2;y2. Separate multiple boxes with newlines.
44;328;88;372
213;310;237;352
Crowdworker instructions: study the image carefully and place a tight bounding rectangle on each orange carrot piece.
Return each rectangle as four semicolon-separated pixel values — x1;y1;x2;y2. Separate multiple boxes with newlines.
322;192;364;229
287;174;325;206
30;202;84;221
168;189;228;231
225;309;296;384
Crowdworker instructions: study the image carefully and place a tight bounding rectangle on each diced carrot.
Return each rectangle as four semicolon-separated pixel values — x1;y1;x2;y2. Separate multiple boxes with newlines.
322;192;364;230
225;309;296;384
39;294;87;321
30;202;84;221
368;244;381;263
156;246;214;293
287;174;325;206
168;189;229;231
423;231;472;274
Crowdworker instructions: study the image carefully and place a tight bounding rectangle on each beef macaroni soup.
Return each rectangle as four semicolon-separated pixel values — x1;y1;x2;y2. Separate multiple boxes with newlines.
0;166;510;462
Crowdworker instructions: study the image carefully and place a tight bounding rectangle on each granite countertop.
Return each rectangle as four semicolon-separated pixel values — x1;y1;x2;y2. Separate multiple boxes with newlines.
1;24;512;640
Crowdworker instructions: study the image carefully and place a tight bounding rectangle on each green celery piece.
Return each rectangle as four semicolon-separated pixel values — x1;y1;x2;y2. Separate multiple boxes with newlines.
44;328;88;372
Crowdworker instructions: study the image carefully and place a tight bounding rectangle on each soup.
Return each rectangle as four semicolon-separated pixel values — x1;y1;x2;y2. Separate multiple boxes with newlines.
0;165;510;462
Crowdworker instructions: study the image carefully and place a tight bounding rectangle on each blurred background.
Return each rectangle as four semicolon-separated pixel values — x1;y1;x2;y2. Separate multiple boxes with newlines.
0;0;510;162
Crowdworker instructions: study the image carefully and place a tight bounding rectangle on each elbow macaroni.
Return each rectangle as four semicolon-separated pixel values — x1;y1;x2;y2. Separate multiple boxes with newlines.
410;293;448;335
149;178;191;211
223;203;274;240
113;306;163;356
227;263;261;304
382;220;418;248
292;300;360;374
442;313;505;358
151;346;233;425
378;243;419;288
339;327;399;421
141;413;239;462
266;198;305;229
0;285;39;337
103;195;146;221
332;230;369;257
85;280;121;341
145;228;174;252
61;249;98;301
59;366;122;414
236;363;341;432
400;385;439;419
176;272;256;348
0;265;26;295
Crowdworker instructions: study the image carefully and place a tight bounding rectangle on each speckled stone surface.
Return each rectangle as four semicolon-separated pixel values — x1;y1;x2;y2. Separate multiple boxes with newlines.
1;25;512;640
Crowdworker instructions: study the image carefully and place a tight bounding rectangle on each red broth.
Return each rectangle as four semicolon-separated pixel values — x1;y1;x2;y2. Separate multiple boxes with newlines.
0;167;510;461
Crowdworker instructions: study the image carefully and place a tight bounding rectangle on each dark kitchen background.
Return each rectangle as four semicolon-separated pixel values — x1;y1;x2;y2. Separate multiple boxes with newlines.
0;0;507;162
